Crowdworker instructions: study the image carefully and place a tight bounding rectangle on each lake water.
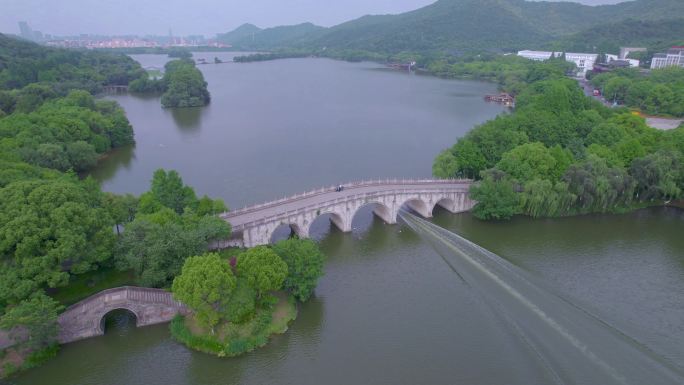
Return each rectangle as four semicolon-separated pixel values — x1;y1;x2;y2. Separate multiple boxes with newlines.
7;53;684;385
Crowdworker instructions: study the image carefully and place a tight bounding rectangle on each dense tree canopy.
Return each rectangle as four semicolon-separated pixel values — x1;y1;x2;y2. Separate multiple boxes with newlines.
0;91;134;172
160;60;210;108
272;238;325;302
172;253;237;332
115;169;230;287
236;247;287;297
0;178;116;306
591;67;684;117
0;33;145;94
433;58;684;220
0;292;62;350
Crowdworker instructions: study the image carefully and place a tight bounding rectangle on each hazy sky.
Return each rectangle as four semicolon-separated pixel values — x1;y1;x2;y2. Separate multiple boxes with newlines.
1;0;627;37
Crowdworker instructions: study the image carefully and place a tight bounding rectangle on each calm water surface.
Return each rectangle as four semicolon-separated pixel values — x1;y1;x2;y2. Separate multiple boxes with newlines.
8;53;684;385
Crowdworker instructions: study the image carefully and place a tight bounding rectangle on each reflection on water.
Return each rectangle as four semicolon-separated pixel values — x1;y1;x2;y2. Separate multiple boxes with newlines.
169;107;203;132
402;211;684;385
88;144;136;182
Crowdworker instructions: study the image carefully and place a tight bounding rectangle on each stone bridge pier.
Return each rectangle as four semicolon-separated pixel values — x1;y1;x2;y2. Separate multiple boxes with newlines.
220;179;474;248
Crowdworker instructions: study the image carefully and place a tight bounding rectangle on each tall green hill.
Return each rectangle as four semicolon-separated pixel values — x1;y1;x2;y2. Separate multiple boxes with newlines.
219;0;684;53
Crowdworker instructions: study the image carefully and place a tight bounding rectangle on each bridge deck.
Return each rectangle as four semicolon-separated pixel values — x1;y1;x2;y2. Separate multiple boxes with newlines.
221;179;471;230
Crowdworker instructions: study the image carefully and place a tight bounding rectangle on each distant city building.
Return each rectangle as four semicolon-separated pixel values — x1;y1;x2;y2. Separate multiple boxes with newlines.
18;21;32;39
17;21;44;42
650;47;684;69
517;50;597;77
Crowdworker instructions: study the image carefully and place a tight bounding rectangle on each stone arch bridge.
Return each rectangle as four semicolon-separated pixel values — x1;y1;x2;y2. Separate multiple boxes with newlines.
219;179;474;248
57;287;188;344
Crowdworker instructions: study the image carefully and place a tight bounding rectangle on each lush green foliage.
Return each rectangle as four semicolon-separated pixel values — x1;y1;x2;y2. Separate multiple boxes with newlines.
433;59;684;220
428;55;575;95
0;177;116;305
169;294;296;357
549;18;684;60
591;67;684;117
115;169;230;287
0;292;63;350
0;90;134;171
236;247;288;297
272;238;325;302
160;60;210;108
0;33;144;93
172;253;237;331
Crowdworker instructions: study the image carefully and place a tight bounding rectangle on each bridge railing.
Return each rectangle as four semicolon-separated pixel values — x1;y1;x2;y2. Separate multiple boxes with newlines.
228;186;472;230
222;178;471;219
60;286;181;314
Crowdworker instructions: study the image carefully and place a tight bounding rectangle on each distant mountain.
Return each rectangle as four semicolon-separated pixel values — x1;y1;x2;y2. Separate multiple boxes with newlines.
228;23;325;50
216;23;262;45
219;0;684;53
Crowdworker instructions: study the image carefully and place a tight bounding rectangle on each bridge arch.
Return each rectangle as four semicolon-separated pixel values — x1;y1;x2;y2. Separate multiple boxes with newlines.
432;197;456;215
398;197;432;219
99;308;139;333
306;210;350;240
351;201;396;231
269;222;305;244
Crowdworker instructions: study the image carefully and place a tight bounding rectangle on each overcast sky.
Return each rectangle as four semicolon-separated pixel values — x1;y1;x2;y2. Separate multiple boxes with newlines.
1;0;627;37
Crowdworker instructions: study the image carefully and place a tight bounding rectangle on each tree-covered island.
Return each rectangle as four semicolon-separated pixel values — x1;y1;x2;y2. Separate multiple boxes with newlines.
170;239;324;357
130;59;211;108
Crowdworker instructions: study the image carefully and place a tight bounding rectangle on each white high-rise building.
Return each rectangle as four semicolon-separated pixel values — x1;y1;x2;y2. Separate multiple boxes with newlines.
650;47;684;69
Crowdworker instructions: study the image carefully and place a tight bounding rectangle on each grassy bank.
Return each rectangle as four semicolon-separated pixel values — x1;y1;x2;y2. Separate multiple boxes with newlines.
170;292;297;357
0;345;58;379
47;268;136;306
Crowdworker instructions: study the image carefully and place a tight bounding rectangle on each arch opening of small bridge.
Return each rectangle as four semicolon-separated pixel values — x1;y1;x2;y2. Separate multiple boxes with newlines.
99;308;138;334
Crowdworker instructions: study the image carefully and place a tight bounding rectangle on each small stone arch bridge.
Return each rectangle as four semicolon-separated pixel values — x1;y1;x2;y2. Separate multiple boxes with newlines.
219;179;474;248
57;287;188;344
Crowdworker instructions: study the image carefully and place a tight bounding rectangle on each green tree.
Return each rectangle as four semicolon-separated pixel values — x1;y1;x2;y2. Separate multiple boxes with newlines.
172;253;236;333
160;60;211;108
0;179;115;299
432;149;459;179
272;238;325;302
140;169;199;215
496;142;557;182
115;214;230;287
237;246;288;297
0;292;63;350
630;151;683;201
469;170;520;220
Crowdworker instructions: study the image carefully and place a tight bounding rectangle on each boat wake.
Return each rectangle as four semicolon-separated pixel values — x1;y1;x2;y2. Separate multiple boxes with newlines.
399;211;684;385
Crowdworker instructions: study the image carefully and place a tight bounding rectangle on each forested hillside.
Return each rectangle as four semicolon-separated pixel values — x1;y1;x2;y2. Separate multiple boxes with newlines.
221;0;684;54
549;18;684;55
0;34;144;93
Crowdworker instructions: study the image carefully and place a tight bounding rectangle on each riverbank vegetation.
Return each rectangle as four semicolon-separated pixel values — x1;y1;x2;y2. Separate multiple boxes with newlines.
433;59;684;220
0;34;224;377
590;67;684;117
170;239;324;357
